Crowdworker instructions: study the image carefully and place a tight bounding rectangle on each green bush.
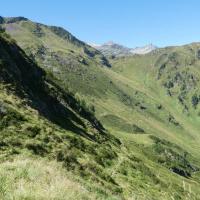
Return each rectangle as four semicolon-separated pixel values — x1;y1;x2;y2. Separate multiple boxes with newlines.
26;126;41;138
56;147;80;170
26;142;48;156
95;145;117;167
192;94;199;108
75;93;95;114
0;108;26;130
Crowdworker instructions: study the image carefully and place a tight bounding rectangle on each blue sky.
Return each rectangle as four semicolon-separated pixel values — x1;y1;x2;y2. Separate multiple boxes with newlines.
1;0;200;47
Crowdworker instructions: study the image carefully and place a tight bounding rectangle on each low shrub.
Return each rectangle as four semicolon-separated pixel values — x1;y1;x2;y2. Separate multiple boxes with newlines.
0;108;26;130
26;142;48;156
26;126;41;138
95;145;117;167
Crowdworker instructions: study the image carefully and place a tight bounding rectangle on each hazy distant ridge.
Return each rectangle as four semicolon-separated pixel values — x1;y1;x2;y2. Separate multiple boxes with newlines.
90;41;157;57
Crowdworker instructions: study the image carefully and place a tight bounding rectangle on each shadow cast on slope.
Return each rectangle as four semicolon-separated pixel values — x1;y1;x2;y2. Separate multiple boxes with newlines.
0;35;105;142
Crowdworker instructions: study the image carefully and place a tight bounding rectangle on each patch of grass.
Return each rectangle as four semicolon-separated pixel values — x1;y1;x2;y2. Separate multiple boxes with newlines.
0;156;98;200
101;114;145;134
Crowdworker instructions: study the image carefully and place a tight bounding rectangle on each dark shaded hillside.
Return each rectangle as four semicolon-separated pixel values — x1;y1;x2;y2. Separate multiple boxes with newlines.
0;32;108;140
0;17;114;98
0;31;128;199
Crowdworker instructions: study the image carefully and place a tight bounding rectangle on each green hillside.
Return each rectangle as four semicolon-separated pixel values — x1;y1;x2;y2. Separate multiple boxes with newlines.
0;31;122;199
1;17;200;199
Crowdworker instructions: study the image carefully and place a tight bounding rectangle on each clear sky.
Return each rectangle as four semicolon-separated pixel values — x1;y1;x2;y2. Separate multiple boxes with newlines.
1;0;200;47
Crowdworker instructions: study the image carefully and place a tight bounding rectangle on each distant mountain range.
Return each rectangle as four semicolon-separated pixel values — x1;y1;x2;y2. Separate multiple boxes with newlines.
90;41;157;57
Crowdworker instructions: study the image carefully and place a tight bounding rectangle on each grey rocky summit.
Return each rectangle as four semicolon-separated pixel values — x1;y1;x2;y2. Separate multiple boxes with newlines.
91;41;157;57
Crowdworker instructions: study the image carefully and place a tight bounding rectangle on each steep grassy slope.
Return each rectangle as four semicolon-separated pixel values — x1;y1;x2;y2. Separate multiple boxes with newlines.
1;16;113;97
110;44;200;174
0;32;124;199
2;17;200;199
111;44;200;146
0;156;98;200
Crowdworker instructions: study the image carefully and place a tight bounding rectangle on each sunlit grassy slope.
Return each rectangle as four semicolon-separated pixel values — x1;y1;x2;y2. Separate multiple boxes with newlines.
1;17;200;199
0;156;98;200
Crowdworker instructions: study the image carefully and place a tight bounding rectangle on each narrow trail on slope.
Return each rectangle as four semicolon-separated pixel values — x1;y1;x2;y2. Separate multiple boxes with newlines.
110;145;127;177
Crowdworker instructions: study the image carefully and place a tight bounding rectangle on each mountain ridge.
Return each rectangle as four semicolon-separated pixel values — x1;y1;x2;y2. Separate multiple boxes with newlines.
90;41;157;57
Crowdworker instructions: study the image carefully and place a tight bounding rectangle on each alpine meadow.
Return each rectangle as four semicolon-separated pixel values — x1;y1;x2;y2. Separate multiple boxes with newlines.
1;1;200;200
